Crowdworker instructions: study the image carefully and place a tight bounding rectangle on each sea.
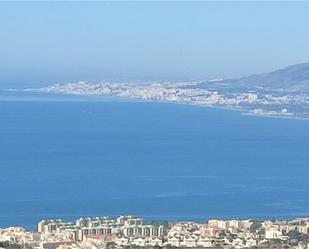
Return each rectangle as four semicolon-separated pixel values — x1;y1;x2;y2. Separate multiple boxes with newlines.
1;90;309;230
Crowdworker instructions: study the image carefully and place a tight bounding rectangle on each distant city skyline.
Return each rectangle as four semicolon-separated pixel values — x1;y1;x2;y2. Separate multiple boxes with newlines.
0;1;309;88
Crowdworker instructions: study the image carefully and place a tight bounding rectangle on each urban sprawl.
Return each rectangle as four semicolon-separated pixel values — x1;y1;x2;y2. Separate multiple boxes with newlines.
32;81;309;119
2;216;309;249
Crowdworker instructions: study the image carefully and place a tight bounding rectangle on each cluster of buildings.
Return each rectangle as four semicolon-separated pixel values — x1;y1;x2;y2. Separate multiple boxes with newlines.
40;81;261;107
263;218;309;239
37;216;167;241
1;216;309;249
37;81;309;118
0;227;33;245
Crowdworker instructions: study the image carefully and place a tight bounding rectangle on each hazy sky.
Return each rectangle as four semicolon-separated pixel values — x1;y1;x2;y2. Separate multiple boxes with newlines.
1;1;309;88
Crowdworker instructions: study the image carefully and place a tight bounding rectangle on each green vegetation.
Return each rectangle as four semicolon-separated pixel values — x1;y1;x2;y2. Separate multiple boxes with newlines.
0;241;33;249
287;230;309;244
250;221;262;233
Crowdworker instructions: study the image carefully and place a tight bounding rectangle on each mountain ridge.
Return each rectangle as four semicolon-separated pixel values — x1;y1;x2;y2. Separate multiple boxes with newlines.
230;62;309;92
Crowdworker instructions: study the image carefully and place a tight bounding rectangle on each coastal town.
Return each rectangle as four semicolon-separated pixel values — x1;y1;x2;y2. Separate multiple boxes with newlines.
1;216;309;249
30;80;309;119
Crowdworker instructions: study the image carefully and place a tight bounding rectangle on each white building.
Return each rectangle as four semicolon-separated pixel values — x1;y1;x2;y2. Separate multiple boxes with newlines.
167;237;180;247
245;238;257;247
265;227;282;239
115;237;129;246
181;236;197;247
196;237;213;247
131;237;146;247
148;238;162;246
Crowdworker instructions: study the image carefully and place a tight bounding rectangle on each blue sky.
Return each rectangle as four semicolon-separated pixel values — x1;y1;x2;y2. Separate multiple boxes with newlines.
0;1;309;88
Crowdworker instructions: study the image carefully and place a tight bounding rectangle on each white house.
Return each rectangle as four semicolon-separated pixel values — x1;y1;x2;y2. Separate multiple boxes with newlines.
181;236;197;247
196;237;212;247
265;228;282;239
233;238;244;248
245;238;257;248
167;237;180;247
131;237;146;247
148;238;162;246
115;237;129;246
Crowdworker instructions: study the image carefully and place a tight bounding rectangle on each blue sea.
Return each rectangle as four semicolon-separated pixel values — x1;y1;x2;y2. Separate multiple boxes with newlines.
1;90;309;230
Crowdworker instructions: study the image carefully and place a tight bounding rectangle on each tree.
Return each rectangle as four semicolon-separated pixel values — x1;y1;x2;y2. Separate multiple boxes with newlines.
287;230;309;244
250;221;262;233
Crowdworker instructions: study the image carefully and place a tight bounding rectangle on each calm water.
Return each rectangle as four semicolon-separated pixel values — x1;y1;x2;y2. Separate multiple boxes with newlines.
1;91;309;229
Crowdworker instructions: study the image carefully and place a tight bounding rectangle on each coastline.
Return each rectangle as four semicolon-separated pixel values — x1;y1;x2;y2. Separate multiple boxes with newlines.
9;88;309;122
2;213;309;232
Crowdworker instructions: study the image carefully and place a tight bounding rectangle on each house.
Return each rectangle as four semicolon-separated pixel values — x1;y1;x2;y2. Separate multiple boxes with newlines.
245;238;256;247
232;238;244;248
115;237;129;246
181;236;197;247
167;237;180;247
131;237;146;247
196;237;212;247
148;238;162;246
265;227;282;239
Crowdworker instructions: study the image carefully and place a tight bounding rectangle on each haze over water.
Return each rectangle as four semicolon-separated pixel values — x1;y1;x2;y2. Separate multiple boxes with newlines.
1;91;309;229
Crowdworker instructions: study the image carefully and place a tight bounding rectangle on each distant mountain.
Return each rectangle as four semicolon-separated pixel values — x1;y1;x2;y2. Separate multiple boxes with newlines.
230;62;309;92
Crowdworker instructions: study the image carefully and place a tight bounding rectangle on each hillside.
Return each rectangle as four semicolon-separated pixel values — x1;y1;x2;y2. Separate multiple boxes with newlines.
231;62;309;92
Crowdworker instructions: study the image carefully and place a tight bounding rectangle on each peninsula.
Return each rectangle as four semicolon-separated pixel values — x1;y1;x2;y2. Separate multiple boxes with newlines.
27;62;309;119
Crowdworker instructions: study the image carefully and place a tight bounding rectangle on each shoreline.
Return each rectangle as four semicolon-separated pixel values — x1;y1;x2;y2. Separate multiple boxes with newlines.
3;212;309;231
6;89;309;122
